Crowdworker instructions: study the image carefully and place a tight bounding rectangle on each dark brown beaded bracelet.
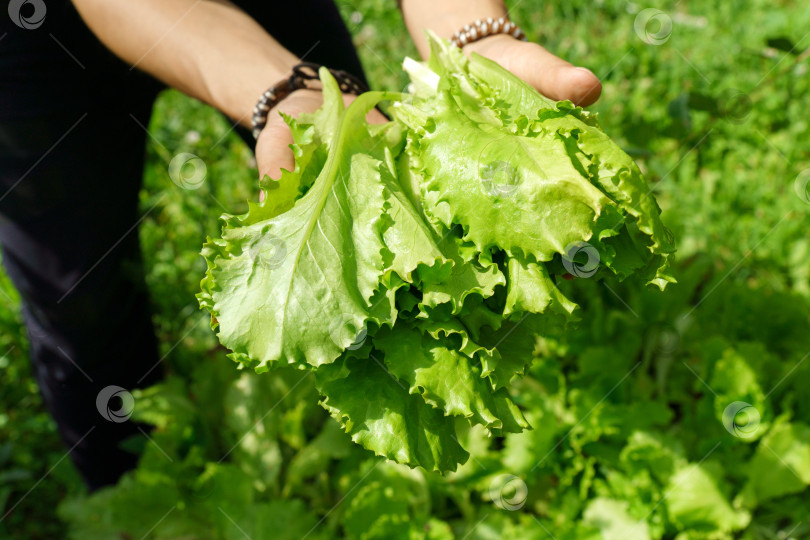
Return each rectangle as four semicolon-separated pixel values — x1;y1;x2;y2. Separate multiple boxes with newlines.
251;62;369;140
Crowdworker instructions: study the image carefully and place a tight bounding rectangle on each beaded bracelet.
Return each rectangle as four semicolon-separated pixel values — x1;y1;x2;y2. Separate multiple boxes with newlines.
251;62;368;140
450;16;527;48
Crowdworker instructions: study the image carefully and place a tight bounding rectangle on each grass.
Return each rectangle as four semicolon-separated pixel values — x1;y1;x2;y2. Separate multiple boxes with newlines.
1;0;809;537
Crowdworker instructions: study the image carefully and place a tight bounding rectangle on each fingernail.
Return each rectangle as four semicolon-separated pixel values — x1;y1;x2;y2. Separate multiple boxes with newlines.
575;67;596;77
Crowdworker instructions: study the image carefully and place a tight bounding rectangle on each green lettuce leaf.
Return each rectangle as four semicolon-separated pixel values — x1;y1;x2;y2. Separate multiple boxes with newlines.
199;37;674;472
740;420;810;505
393;34;675;287
665;463;750;533
374;323;528;433
201;77;398;371
316;356;469;472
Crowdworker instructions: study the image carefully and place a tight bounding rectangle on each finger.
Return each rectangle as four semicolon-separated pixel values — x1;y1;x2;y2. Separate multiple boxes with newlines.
256;116;295;184
368;108;389;125
339;94;388;125
259;97;388;181
514;42;602;107
256;92;390;202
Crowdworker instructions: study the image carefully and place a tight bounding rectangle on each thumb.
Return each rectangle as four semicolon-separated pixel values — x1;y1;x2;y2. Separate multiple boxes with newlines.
255;115;296;202
512;42;602;107
466;36;602;107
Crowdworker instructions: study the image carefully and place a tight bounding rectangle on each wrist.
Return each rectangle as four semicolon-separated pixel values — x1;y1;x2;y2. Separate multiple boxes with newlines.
219;53;297;129
250;63;368;140
400;0;507;58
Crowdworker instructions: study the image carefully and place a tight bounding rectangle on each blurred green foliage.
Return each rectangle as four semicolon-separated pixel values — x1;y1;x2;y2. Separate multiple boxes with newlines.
2;0;809;538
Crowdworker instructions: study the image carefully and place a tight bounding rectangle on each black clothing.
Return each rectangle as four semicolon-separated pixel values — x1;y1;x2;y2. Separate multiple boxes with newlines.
0;0;365;489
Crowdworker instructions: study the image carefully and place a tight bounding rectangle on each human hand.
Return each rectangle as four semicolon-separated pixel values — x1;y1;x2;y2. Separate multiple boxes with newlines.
255;89;388;199
461;34;602;107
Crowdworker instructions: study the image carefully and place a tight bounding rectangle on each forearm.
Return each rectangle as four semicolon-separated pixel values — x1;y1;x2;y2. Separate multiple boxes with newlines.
400;0;508;58
71;0;298;126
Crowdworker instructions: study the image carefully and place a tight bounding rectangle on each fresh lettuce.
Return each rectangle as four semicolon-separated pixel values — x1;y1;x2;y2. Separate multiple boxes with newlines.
198;34;675;471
